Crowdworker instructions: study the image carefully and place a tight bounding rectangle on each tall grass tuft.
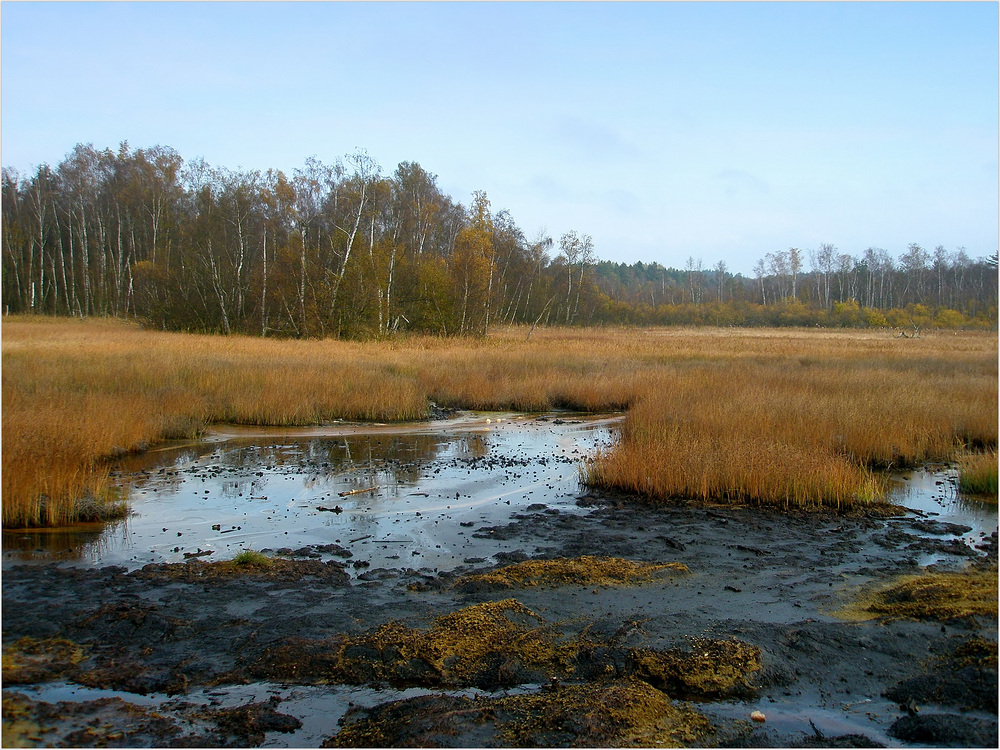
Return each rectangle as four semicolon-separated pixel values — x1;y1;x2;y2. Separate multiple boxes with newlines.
3;318;996;525
957;450;998;497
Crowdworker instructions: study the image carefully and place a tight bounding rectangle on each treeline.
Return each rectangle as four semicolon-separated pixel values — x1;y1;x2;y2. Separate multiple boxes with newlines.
3;142;996;336
2;143;599;337
594;244;997;330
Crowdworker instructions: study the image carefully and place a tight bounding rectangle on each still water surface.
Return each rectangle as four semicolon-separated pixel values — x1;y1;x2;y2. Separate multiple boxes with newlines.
3;412;994;570
3;413;619;571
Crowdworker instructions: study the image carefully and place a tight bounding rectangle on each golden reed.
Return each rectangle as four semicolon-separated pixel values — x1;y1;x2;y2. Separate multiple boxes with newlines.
3;318;996;525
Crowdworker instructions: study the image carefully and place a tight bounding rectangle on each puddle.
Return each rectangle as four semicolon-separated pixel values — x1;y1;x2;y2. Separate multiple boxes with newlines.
702;698;903;747
887;464;998;565
10;680;524;748
2;413;620;572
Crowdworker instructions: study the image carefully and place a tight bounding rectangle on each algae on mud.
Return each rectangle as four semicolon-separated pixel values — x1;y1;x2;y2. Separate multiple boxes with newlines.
245;597;764;698
325;678;716;748
453;555;689;591
839;566;998;623
2;638;86;686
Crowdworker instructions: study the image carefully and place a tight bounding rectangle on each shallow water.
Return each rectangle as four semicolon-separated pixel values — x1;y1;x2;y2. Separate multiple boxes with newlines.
13;680;504;748
3;416;994;571
887;464;998;565
3;412;619;571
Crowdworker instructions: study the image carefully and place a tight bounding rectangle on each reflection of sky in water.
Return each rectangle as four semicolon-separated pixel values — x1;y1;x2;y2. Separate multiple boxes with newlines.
887;465;997;542
886;464;997;568
5;417;994;573
3;415;618;572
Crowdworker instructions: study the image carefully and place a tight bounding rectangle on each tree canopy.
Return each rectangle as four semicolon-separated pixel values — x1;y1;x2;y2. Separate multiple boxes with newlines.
3;143;996;336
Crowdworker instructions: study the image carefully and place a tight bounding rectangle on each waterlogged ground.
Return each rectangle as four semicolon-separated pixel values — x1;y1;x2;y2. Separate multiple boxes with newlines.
2;412;997;748
4;413;618;571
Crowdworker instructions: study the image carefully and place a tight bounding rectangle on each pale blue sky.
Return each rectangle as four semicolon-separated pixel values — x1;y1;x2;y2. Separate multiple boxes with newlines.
2;1;997;274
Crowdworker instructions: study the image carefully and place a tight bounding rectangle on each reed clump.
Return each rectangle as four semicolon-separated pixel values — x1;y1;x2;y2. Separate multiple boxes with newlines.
3;318;996;525
957;450;998;496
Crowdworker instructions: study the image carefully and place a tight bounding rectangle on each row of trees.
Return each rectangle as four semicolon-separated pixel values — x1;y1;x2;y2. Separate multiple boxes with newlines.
2;142;996;336
2;143;601;337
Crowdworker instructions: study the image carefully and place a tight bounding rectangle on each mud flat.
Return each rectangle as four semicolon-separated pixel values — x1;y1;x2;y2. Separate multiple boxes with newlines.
2;414;997;748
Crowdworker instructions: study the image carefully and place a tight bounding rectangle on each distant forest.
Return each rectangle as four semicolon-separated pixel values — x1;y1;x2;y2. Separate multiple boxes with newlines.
3;143;997;337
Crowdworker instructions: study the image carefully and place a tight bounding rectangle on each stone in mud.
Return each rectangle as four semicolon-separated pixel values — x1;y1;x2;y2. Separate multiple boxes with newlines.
889;713;998;748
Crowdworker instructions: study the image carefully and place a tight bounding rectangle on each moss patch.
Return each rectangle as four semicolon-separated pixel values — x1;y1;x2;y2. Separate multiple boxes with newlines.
1;638;86;685
885;635;998;713
1;692;189;748
454;556;689;591
839;567;998;623
325;679;715;748
249;599;570;689
132;555;350;584
630;637;764;700
247;599;762;698
2;692;50;748
494;678;715;747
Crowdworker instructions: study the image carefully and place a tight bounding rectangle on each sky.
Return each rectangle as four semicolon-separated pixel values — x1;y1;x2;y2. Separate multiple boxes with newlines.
2;1;997;275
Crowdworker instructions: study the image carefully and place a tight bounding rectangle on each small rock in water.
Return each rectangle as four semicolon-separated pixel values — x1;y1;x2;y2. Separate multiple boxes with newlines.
750;711;766;723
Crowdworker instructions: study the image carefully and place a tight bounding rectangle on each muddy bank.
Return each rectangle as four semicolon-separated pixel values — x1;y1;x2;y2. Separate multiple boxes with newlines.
3;490;997;747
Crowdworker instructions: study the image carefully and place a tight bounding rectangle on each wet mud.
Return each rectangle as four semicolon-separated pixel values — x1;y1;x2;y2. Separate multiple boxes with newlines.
2;416;998;747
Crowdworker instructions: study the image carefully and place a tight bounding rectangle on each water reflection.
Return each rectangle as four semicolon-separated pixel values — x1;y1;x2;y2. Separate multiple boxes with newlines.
2;521;121;562
4;414;619;572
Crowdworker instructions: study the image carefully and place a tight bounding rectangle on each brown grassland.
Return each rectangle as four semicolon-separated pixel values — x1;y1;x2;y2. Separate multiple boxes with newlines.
2;316;996;527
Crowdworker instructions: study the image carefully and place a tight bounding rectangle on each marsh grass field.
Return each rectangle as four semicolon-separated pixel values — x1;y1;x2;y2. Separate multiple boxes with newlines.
2;316;997;527
2;316;998;748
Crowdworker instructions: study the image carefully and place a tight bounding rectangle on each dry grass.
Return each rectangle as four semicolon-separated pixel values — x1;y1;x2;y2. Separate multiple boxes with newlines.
957;450;999;496
3;317;996;525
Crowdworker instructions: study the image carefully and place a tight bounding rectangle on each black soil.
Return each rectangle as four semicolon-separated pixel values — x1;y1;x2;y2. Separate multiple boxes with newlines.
3;496;997;748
